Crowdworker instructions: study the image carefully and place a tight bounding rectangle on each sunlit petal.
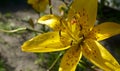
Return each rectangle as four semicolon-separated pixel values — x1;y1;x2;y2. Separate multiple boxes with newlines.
90;22;120;41
59;46;82;71
38;15;66;31
37;15;76;39
82;39;120;71
116;68;120;71
68;0;97;30
22;32;70;52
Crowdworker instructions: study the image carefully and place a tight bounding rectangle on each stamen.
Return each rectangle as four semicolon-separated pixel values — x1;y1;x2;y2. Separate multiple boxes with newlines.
70;40;73;46
82;35;85;40
78;35;85;47
80;24;82;31
59;30;61;37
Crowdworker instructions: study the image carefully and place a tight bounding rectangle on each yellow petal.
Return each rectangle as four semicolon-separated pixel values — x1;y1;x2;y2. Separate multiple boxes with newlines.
21;32;70;52
28;0;48;12
116;68;120;71
68;0;97;30
91;22;120;41
82;39;120;71
38;15;66;31
59;46;82;71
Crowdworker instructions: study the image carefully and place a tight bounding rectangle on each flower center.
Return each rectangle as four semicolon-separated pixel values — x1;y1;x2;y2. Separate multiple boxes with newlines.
69;8;90;39
59;8;90;47
67;9;90;46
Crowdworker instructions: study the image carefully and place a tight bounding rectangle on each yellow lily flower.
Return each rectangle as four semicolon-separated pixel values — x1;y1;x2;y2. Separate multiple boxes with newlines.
22;0;120;71
28;0;48;12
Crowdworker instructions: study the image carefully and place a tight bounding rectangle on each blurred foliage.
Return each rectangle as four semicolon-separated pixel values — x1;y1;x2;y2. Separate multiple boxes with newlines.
0;55;6;71
36;52;61;71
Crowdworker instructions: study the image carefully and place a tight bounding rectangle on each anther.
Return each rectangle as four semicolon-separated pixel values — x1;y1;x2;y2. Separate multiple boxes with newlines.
59;30;61;37
70;40;73;46
80;25;82;31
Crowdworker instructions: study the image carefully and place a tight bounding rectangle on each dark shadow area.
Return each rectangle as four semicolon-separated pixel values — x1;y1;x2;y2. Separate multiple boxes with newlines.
98;3;120;23
104;35;120;63
0;0;32;13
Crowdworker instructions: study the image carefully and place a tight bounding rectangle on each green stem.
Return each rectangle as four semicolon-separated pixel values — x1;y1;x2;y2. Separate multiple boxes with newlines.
0;27;42;33
78;60;97;71
48;0;53;14
47;52;63;71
